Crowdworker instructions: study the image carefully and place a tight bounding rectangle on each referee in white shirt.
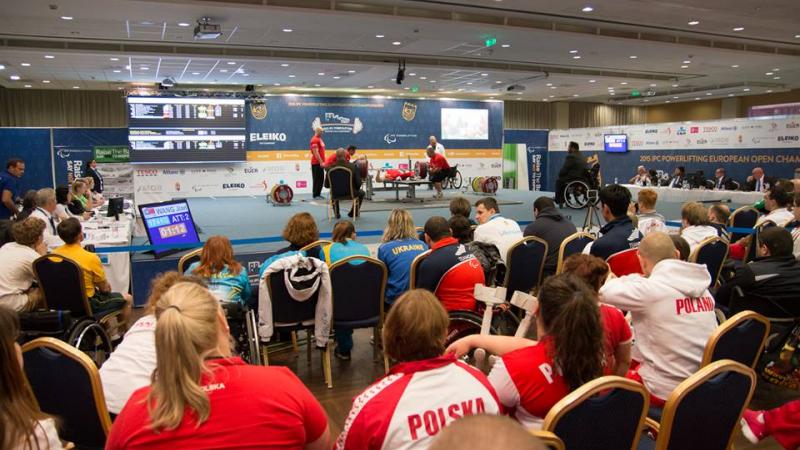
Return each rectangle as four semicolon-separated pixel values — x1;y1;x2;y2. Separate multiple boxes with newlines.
428;136;446;156
29;188;64;249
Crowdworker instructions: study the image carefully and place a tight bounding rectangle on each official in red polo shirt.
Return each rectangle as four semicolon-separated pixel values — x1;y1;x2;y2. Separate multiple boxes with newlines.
106;282;330;450
310;127;326;199
324;145;357;167
427;146;451;199
416;216;484;311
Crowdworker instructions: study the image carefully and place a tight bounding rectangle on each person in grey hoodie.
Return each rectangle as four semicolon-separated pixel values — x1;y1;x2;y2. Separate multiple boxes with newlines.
523;196;577;277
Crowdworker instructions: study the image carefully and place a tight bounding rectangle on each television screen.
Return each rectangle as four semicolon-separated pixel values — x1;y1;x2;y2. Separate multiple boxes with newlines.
128;97;246;163
604;134;628;153
441;108;489;140
137;200;201;258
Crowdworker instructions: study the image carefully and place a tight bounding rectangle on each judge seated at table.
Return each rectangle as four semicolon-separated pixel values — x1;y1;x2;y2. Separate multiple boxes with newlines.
712;168;737;190
665;166;686;188
629;166;653;186
743;167;776;193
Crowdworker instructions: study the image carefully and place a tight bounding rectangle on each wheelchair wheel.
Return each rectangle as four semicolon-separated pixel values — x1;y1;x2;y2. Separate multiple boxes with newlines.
445;310;498;347
245;310;262;365
564;180;590;209
449;170;463;190
68;319;112;367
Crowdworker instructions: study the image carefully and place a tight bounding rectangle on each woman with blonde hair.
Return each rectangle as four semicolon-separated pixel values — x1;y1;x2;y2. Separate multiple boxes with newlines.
99;272;205;415
377;208;427;306
70;180;90;212
335;290;502;450
0;306;64;450
186;235;251;305
106;282;330;449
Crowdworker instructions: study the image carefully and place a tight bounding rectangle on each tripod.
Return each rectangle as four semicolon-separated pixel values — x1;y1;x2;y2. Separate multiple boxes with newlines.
582;201;602;232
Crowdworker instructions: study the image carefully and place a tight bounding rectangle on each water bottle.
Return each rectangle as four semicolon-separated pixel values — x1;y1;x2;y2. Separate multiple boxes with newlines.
614;177;618;185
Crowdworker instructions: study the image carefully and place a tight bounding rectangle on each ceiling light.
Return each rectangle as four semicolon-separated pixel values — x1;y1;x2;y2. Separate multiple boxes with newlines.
795;34;800;38
392;41;402;46
348;70;356;73
274;83;281;86
191;72;200;75
404;87;409;90
589;79;596;83
420;76;427;80
774;76;781;80
743;88;750;92
61;16;73;20
569;50;579;54
688;20;700;26
467;82;473;85
282;28;293;32
140;66;149;70
582;5;594;12
731;64;739;68
333;76;341;79
665;101;671;103
72;86;80;89
673;96;679;99
681;65;689;69
227;61;236;65
706;92;712;95
765;72;774;75
573;94;579;97
694;97;701;100
495;80;502;84
20;63;31;67
550;86;557;89
620;82;628;85
629;55;638;59
409;73;416;76
573;55;581;59
376;34;384;38
481;73;488;76
110;57;119;61
766;90;773;93
610;93;615;96
430;80;436;83
501;44;511;48
44;55;54;59
549;95;554;98
24;84;31;88
42;80;50;83
113;69;121;73
728;94;734;97
672;84;679;87
649;83;657;87
733;27;744;31
683;60;691;64
288;74;296;78
773;68;780;71
546;83;552;86
368;85;374;88
219;69;228;73
318;72;325;76
125;65;131;69
10;75;20;80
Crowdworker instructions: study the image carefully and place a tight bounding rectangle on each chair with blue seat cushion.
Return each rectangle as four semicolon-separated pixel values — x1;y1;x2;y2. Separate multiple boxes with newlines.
689;237;729;288
502;236;548;300
22;337;112;450
329;255;389;381
727;206;758;243
556;232;595;274
701;310;769;369
542;376;648;450
638;359;756;450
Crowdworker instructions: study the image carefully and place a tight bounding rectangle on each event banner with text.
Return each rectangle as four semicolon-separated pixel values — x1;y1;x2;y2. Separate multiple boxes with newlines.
133;97;504;203
548;117;800;192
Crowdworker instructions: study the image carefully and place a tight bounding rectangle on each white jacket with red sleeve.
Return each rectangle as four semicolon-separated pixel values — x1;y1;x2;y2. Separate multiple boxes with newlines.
335;355;503;450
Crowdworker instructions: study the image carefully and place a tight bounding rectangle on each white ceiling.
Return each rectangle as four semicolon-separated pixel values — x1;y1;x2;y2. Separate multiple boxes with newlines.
0;0;797;104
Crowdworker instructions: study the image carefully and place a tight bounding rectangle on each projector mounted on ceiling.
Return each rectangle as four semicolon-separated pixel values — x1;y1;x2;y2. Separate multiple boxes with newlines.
194;17;222;40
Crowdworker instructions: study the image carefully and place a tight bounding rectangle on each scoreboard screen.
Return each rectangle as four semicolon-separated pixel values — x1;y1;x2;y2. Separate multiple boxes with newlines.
138;199;201;257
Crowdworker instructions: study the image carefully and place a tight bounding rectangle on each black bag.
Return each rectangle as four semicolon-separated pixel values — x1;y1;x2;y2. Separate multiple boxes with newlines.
18;310;75;341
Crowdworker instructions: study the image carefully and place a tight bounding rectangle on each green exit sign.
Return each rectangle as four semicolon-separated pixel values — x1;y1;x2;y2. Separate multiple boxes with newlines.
631;90;641;97
411;85;420;93
485;37;497;47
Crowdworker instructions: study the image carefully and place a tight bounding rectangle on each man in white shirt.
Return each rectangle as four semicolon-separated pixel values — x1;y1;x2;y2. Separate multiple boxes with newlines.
473;197;523;263
635;188;666;236
0;217;47;311
600;231;717;405
628;166;652;186
428;135;446;156
29;188;64;250
680;201;719;253
756;183;794;227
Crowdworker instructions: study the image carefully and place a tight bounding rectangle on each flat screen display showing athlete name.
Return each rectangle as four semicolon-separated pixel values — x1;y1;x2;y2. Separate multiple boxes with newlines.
128;97;246;163
138;200;200;257
604;134;629;153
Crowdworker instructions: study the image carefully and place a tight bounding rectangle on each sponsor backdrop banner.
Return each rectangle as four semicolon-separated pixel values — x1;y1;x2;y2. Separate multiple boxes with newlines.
504;129;549;191
135;96;504;203
548;116;800;192
52;128;129;186
0;128;53;191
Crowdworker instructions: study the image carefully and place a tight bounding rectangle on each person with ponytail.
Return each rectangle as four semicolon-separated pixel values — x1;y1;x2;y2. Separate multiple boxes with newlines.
106;282;330;450
446;274;605;428
0;306;64;450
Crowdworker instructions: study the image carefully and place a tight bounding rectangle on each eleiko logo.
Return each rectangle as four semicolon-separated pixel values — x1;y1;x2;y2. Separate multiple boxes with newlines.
222;183;246;189
777;135;799;142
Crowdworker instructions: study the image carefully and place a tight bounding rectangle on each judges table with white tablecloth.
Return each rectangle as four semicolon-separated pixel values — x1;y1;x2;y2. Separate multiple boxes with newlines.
622;184;764;204
81;201;136;293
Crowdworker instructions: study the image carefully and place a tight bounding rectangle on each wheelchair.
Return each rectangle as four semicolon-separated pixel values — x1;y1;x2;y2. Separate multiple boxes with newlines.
562;162;601;209
222;301;263;365
19;309;114;367
442;165;463;190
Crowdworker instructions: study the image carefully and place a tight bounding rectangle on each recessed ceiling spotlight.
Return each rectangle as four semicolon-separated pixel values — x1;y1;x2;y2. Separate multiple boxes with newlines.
774;76;781;80
191;72;200;75
795;34;800;38
620;82;628;85
392;41;402;46
314;84;321;87
140;66;149;70
731;64;739;68
766;90;773;93
673;96;679;99
694;97;701;100
318;72;325;76
495;80;502;84
113;69;121;73
481;73;488;76
42;80;50;83
569;50;579;54
501;44;511;48
733;27;744;31
24;84;31;88
546;83;553;86
683;60;691;64
467;82;473;85
666;100;671;103
288;74;296;78
681;65;689;69
420;76;427;80
582;5;594;12
368;85;374;88
773;68;780;71
765;72;774;75
227;61;236;65
61;16;73;20
282;28;293;32
743;88;751;92
629;55;638;59
550;86;557;89
672;84;679;87
178;22;190;27
573;94;579;97
375;34;384;38
274;83;281;86
348;70;356;73
219;69;228;73
649;83;657;87
333;76;341;79
110;57;119;61
72;86;80;89
610;93;616;96
589;79;596;83
10;75;20;80
573;55;581;59
688;20;700;26
728;94;734;97
44;55;54;59
549;95;555;98
430;80;436;83
20;63;31;67
409;73;416;76
706;92;712;95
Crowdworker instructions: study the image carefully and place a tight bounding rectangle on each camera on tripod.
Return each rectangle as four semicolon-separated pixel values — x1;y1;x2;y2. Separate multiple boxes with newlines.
587;189;599;206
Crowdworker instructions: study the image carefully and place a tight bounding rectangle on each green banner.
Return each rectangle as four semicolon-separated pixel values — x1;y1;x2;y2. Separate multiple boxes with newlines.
94;145;130;163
